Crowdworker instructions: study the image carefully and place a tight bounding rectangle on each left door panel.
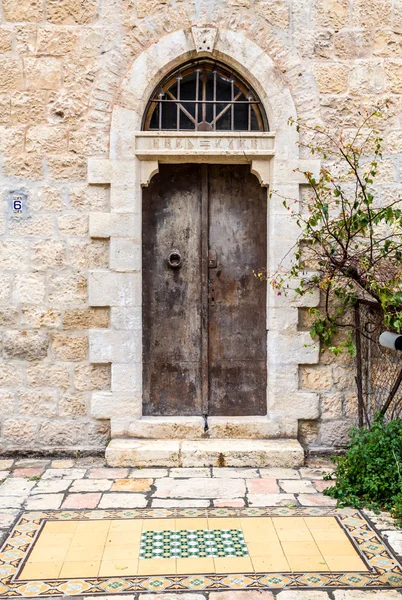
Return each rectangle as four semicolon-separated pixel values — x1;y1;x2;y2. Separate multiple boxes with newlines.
142;164;203;416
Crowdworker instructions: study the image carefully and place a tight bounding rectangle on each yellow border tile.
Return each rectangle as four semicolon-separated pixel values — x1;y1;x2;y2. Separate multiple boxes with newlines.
213;556;254;573
176;557;215;574
20;561;63;580
59;561;100;578
137;558;176;575
99;559;139;577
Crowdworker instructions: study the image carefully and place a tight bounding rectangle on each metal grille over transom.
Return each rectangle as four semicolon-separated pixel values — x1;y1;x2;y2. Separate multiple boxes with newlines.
143;60;268;132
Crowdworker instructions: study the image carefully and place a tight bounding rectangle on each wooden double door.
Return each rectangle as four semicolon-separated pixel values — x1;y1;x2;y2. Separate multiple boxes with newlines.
142;164;267;417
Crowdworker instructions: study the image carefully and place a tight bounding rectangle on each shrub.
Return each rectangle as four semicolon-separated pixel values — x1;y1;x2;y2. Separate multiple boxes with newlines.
324;417;402;523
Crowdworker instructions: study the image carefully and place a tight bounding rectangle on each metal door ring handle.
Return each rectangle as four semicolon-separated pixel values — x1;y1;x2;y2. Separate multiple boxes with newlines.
168;249;182;268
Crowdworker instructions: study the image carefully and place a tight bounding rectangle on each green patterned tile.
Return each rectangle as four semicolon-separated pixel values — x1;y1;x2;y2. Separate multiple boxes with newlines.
139;529;248;559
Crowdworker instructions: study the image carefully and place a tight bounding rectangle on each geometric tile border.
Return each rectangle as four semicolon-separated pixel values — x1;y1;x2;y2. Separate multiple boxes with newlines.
1;507;402;596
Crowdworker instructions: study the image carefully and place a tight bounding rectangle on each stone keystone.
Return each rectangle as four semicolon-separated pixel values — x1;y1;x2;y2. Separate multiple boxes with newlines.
191;26;218;53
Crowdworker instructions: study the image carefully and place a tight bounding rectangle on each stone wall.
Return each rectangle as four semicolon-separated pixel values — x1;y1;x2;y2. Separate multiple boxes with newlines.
0;0;400;453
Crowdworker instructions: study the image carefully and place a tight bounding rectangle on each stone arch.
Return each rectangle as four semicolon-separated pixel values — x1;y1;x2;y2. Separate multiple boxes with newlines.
88;5;321;139
109;27;303;161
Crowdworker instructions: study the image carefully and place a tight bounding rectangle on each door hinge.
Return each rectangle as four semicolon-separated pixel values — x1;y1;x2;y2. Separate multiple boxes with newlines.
203;414;209;432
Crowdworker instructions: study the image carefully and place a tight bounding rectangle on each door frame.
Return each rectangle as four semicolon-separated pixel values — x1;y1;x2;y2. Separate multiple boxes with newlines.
87;26;322;441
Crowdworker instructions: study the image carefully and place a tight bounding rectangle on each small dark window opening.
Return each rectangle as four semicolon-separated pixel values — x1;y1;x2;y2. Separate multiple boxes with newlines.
142;60;268;132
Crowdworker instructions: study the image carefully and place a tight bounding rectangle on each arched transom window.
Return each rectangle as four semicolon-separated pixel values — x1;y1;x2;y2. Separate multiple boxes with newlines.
143;60;268;132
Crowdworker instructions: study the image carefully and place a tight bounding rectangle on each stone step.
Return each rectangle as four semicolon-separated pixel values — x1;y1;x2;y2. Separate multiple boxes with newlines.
106;438;304;468
111;416;298;439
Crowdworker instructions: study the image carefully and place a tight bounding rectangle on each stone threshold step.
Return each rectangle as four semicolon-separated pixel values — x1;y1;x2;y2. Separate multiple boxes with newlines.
106;438;304;468
111;415;297;439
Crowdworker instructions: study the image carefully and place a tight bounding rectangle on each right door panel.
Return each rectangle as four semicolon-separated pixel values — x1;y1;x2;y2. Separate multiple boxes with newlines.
208;164;267;416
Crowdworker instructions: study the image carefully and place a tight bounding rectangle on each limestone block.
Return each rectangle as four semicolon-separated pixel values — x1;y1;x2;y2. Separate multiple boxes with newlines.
0;240;29;270
69;127;109;156
4;331;49;361
48;273;87;305
319;419;352;447
3;154;43;179
332;365;355;391
59;392;87;417
0;273;12;304
58;214;88;235
91;392;142;419
69;239;109;269
46;0;98;24
137;0;168;18
312;0;349;27
63;308;109;329
110;238;141;271
89;213;140;239
0;363;24;386
321;393;345;418
0;390;15;414
63;56;98;93
24;58;61;91
110;108;140;159
0;95;10;124
36;26;80;55
48;90;87;126
269;391;320;420
88;271;141;307
74;363;111;391
32;240;66;270
268;331;319;365
0;126;25;153
36;186;65;211
312;63;349;94
0;58;23;91
87;158;113;184
110;307;141;330
89;330;141;363
3;420;37;446
255;0;289;28
180;440;304;468
88;420;110;446
38;421;87;446
110;184;141;213
69;185;109;212
335;30;373;59
111;363;141;392
114;416;204;439
154;477;245;499
10;91;47;125
14;24;37;54
268;364;299;396
300;365;332;390
106;438;181;468
26;126;67;153
51;333;88;361
267;307;298;332
208;416;298;439
2;0;43;21
18;390;57;417
47;155;87;182
350;60;386;94
0;308;18;327
27;362;70;389
352;0;392;26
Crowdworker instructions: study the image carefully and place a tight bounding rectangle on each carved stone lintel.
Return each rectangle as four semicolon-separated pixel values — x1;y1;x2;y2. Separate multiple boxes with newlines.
140;160;159;187
191;26;218;53
251;159;272;187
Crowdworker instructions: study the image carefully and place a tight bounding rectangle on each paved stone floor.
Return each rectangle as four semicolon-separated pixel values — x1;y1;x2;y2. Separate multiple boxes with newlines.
0;455;401;599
